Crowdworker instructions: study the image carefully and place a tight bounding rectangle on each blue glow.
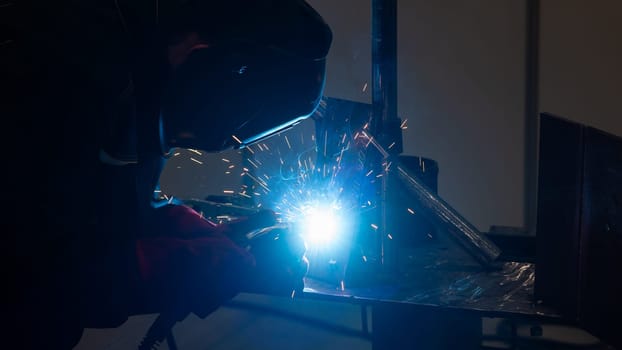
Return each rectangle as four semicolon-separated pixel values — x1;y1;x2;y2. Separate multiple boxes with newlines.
301;204;343;245
244;117;374;252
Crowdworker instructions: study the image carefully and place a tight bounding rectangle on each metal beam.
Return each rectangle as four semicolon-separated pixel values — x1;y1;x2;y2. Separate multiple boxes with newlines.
524;0;540;235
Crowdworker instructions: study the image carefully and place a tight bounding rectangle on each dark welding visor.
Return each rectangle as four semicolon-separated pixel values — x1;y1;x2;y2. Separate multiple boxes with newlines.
159;1;332;153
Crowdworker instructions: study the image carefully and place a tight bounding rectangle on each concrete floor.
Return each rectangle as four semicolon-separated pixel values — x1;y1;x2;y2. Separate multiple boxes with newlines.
74;293;371;350
73;293;612;350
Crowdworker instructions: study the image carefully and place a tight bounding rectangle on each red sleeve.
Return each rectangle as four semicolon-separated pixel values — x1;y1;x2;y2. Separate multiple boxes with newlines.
136;236;255;283
135;234;255;318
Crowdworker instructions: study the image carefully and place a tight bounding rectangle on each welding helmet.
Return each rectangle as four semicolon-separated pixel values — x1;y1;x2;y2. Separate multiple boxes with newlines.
158;0;332;153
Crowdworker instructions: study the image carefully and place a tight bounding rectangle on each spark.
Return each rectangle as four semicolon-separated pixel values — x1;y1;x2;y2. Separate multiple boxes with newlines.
173;152;181;157
247;159;259;169
243;172;270;192
188;148;202;155
232;135;242;144
387;234;393;240
228;164;235;169
371;224;378;230
222;158;230;163
388;142;396;149
324;130;328;157
362;255;367;262
190;157;203;164
362;82;368;92
360;131;389;158
400;119;408;129
407;208;415;215
223;190;234;194
340;280;345;291
226;112;384;259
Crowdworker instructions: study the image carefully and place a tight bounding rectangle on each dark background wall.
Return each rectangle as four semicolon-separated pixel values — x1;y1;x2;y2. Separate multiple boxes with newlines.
539;0;622;136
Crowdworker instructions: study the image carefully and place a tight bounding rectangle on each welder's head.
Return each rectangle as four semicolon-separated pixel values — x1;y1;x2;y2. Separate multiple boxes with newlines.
243;225;309;297
157;0;332;153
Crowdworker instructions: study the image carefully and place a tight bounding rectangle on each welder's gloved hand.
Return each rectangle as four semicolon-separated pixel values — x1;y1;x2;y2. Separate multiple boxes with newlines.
245;208;278;228
243;225;309;297
135;205;257;320
223;209;278;243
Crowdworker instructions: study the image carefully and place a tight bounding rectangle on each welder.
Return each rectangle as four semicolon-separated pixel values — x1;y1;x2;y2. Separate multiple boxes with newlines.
9;0;331;348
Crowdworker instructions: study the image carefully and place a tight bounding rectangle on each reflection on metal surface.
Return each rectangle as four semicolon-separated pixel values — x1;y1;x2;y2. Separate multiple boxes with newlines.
405;262;535;310
304;245;548;317
394;163;502;267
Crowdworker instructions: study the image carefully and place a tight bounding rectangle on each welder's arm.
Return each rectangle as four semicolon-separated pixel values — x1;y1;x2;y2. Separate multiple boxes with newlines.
134;203;303;321
143;203;277;239
219;209;278;242
142;204;223;238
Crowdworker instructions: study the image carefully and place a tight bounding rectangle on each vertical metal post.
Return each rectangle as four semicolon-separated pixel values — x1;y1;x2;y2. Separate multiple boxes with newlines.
369;0;500;269
372;0;399;142
525;0;540;235
372;0;400;268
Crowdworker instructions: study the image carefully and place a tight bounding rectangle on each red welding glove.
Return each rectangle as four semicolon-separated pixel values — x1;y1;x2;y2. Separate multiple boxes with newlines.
142;204;277;239
141;204;226;238
135;204;256;319
220;209;278;243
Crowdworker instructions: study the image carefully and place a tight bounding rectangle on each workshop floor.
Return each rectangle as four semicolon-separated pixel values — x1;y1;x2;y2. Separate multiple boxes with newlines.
73;293;613;350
